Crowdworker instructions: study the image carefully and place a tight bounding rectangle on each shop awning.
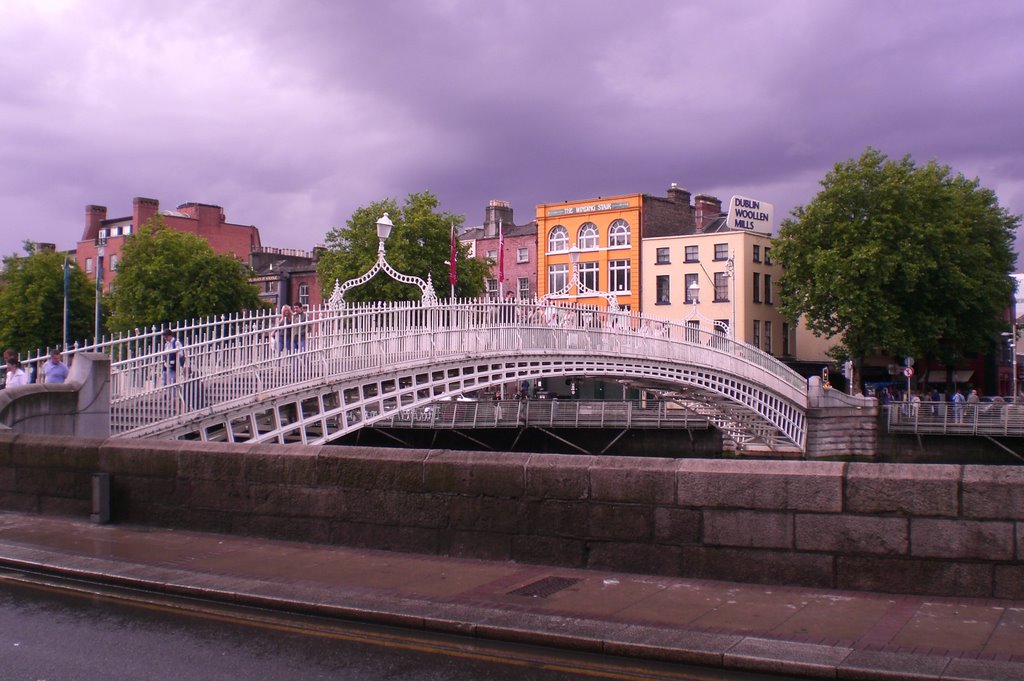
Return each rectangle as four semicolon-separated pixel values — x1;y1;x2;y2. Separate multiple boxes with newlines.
925;370;974;384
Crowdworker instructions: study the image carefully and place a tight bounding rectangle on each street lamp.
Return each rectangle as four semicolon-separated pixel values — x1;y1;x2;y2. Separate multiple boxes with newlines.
94;236;106;346
328;213;438;306
539;244;619;311
1003;329;1018;399
688;280;700;308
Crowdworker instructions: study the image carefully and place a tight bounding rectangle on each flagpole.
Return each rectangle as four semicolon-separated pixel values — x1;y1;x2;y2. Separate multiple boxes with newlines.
62;256;70;350
449;221;457;300
498;219;505;299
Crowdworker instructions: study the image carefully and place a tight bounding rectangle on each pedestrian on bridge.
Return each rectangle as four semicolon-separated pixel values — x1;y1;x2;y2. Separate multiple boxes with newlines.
42;349;69;384
162;328;186;385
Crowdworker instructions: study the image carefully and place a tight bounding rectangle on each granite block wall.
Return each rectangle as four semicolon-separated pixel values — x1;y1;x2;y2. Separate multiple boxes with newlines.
0;432;1020;599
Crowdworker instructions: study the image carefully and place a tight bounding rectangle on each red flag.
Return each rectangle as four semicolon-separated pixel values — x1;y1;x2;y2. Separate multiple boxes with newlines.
498;220;505;283
449;222;457;287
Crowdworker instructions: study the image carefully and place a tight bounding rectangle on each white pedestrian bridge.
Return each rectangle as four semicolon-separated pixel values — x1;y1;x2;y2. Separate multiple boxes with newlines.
55;299;810;453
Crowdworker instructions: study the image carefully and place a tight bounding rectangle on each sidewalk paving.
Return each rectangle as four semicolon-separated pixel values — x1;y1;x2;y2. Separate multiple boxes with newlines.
0;512;1021;680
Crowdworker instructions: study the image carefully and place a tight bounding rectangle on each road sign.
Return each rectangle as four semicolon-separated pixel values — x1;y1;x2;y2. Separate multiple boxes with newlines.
904;356;914;367
903;366;914;377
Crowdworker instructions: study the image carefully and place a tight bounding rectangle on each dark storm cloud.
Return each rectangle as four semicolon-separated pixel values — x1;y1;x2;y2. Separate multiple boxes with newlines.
1;0;1022;255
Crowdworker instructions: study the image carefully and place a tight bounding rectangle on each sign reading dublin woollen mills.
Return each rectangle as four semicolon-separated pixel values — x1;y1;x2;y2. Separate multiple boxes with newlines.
726;195;774;231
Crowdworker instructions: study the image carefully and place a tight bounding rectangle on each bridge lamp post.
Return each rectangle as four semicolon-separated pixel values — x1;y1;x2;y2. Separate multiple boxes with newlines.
328;213;438;306
1003;329;1018;399
94;236;106;346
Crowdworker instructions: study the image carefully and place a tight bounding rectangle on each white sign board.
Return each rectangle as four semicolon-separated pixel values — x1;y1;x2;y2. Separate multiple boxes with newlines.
726;195;774;231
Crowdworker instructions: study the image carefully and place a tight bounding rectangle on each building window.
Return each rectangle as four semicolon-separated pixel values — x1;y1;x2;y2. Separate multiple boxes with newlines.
608;259;631;292
518;277;530;299
685;319;700;342
753;272;761;303
782;322;790;356
764;247;772;265
265;280;277;294
548;264;568;294
579;261;599;291
753;245;761;263
517;247;529;263
110;255;119;271
764;320;773;354
685;245;699;262
656;275;670;304
486;278;498;298
714;272;729;302
85;257;93;274
753;320;761;349
486;249;497;260
578;222;598;250
547;225;568;253
765;274;773;304
656;247;670;265
684;273;699;303
714;243;729;261
608;219;631;248
298;284;310;306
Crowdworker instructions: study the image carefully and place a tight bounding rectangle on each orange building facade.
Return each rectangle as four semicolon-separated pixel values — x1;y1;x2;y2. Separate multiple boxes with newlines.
535;193;644;311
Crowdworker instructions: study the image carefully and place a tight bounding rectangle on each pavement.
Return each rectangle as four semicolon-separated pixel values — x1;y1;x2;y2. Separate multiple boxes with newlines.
0;512;1021;681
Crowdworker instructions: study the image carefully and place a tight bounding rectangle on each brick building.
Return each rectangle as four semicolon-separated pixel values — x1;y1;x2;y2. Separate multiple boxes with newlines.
249;246;322;309
76;197;262;291
460;200;538;299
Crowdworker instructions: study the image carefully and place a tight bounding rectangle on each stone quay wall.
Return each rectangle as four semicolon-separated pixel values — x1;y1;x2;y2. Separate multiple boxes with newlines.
0;432;1020;599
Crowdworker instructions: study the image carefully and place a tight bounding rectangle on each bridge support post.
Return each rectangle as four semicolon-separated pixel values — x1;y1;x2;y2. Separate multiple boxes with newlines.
804;376;878;458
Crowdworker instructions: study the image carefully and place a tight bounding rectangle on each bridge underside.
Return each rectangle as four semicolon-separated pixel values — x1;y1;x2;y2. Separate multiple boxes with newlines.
132;352;807;454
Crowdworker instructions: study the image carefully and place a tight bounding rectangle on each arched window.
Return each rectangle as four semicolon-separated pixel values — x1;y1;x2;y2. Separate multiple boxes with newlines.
608;219;631;248
547;225;569;252
577;222;598;250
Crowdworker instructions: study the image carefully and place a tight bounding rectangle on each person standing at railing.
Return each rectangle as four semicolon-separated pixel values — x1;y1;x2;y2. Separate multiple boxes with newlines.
951;388;965;423
162;328;186;385
274;305;294;355
4;358;28;387
42;349;69;384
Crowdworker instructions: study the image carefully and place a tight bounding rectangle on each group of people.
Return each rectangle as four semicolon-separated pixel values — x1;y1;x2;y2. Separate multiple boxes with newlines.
1;348;69;390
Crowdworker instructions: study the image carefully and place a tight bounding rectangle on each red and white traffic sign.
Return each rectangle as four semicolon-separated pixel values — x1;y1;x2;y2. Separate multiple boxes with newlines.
903;366;914;378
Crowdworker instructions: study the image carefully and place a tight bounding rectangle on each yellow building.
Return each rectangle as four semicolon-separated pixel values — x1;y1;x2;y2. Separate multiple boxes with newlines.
641;222;789;354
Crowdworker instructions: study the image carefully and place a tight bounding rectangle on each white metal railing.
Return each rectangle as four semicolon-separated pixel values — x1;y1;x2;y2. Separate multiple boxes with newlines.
19;298;806;436
380;399;711;430
886;400;1024;436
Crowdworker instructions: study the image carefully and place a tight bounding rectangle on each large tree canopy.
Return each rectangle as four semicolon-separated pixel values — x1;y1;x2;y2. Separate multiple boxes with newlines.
0;243;94;354
317;191;489;302
774;147;1019;387
105;217;264;332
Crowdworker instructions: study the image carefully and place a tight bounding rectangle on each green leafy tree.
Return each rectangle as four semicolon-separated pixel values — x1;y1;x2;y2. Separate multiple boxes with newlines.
0;242;95;353
317;191;488;302
105;217;264;332
774;147;1019;390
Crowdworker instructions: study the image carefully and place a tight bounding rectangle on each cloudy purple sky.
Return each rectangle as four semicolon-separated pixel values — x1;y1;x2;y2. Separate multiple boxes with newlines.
3;1;1023;258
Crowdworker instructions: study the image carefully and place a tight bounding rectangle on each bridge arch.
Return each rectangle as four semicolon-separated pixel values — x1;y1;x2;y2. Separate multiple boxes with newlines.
81;300;807;453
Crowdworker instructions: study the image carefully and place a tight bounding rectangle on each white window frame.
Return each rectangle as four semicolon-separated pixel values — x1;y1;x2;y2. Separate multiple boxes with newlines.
518;277;530;299
577;222;599;250
608;259;631;292
298;283;310;306
547;225;569;253
517;247;529;263
578;261;599;291
548;264;569;294
608;219;631;248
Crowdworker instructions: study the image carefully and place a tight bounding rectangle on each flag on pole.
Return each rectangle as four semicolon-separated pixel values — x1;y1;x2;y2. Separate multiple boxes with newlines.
449;222;457;288
498;220;505;283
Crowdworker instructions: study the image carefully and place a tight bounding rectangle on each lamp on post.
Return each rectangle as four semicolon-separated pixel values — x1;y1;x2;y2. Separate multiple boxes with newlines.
328;212;438;307
94;236;106;346
688;280;700;309
1003;329;1018;399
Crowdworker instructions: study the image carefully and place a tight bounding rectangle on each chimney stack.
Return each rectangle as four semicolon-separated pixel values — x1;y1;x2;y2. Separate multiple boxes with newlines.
83;205;107;241
666;183;692;206
694;194;723;231
484;200;513;238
